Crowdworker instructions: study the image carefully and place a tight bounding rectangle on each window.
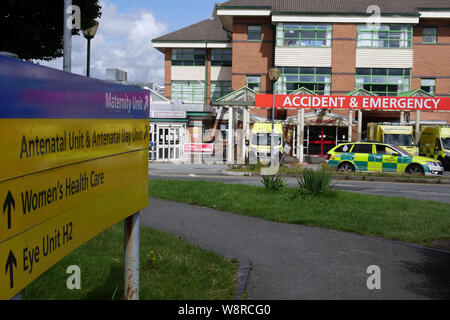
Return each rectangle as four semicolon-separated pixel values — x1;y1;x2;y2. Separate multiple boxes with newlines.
276;23;332;47
352;144;373;154
421;79;436;95
171;81;204;104
422;27;437;44
246;76;261;92
376;144;398;155
357;24;412;48
384;134;415;147
247;25;262;41
334;144;353;153
211;81;232;102
172;49;205;66
355;68;411;96
276;67;331;95
211;49;232;67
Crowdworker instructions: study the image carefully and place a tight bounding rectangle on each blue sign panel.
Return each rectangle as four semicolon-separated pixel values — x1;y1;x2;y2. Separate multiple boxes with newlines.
0;55;150;119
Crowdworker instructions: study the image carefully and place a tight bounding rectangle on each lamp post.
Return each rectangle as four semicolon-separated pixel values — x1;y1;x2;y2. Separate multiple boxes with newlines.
82;20;99;77
268;68;281;168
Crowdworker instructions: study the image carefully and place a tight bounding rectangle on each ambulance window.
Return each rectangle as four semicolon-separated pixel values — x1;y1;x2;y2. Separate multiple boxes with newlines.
352;144;373;154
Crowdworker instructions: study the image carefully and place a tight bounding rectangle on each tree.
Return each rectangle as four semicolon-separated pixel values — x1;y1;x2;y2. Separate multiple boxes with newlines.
0;0;102;61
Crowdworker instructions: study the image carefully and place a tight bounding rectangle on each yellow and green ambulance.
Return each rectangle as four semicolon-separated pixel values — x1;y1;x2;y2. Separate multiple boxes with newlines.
249;122;284;162
367;123;417;155
418;126;450;170
327;142;443;176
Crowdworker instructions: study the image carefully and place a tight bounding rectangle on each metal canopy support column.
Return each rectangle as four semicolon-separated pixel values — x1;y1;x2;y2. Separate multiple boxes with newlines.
357;110;362;141
227;106;234;164
348;110;353;142
415;110;421;145
243;107;250;164
297;109;305;163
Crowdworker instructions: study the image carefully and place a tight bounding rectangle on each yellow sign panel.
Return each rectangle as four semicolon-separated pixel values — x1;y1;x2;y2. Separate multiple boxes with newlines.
0;178;148;300
0;119;149;181
0;150;148;243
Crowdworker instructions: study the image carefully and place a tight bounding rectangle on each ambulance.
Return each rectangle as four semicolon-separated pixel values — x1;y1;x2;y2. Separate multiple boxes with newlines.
249;122;284;162
367;123;417;155
418;126;450;170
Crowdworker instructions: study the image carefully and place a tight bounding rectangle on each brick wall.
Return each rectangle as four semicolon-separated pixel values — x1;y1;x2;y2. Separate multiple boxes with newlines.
331;24;357;95
412;20;450;97
231;17;274;93
164;48;172;99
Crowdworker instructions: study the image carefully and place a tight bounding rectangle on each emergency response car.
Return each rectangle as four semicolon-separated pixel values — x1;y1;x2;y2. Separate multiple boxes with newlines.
327;142;443;176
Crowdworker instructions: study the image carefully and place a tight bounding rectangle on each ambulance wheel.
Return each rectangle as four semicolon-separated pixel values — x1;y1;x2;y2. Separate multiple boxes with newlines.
406;164;424;175
338;162;355;173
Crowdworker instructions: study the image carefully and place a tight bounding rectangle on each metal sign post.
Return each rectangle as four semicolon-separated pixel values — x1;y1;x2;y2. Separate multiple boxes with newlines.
124;212;140;300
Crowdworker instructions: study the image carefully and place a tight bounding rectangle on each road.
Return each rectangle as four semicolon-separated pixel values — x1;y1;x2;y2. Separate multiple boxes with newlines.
149;162;450;204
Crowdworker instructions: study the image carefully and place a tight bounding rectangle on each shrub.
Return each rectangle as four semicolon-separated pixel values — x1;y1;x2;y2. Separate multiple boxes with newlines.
261;175;286;191
297;168;333;196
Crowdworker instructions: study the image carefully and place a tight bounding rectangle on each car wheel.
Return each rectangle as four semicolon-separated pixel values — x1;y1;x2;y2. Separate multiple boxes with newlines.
406;164;424;175
338;162;355;173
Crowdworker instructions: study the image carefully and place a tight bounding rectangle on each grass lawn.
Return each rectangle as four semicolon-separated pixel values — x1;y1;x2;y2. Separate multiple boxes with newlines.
22;222;237;300
149;179;450;247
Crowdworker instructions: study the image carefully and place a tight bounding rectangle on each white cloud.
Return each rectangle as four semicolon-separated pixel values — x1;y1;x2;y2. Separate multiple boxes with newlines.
39;0;168;84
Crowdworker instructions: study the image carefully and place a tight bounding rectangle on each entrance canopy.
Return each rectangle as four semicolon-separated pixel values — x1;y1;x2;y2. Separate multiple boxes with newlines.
214;86;257;106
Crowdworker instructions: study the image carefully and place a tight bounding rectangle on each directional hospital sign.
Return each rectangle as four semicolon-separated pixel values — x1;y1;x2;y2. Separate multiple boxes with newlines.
0;55;150;299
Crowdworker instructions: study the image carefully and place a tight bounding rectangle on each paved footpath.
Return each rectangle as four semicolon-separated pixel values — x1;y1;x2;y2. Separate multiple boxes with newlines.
141;197;450;300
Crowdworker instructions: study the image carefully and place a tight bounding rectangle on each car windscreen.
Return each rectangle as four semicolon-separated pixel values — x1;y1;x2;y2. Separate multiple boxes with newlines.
252;133;282;146
384;134;415;147
442;138;450;150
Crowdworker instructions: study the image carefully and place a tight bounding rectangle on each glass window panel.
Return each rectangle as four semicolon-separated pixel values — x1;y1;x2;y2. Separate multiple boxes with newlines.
421;79;435;86
248;33;261;41
247;76;260;83
357;24;370;31
317;24;331;30
301;24;316;30
284;67;299;74
286;83;298;91
285;24;299;30
301;30;315;38
285;39;300;46
373;69;387;75
316;68;331;74
317;31;327;39
300;67;314;74
285;30;299;38
423;35;436;43
356;68;370;75
248;25;261;32
372;76;387;84
285;75;299;82
300;75;314;82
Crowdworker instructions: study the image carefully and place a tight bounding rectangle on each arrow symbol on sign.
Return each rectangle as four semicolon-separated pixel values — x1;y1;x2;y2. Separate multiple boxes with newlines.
5;250;17;289
3;190;15;229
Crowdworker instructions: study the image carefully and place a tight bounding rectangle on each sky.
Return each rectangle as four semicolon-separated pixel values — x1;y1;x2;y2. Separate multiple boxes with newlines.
39;0;221;85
